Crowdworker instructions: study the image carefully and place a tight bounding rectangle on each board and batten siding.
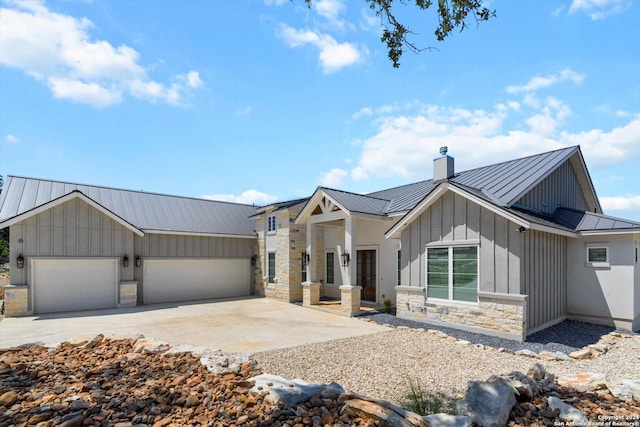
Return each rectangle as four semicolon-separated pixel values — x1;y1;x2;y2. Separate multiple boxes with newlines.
401;191;522;295
516;160;588;214
523;230;567;332
9;197;135;287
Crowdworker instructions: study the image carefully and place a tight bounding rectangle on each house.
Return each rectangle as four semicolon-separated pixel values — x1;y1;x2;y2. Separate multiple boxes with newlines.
1;145;639;341
0;178;258;315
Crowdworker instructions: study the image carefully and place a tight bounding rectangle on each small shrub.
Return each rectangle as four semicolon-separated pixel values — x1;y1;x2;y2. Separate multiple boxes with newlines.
402;378;456;416
383;298;393;314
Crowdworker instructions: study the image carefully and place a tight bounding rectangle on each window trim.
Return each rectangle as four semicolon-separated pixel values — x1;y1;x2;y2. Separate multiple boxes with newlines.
325;251;335;285
426;245;478;305
267;215;276;233
585;244;609;267
267;252;276;284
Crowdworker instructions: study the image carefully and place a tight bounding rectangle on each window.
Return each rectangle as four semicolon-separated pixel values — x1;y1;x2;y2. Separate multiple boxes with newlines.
267;252;276;283
427;246;478;303
267;216;276;232
586;245;609;266
301;255;307;282
326;252;335;284
397;250;402;286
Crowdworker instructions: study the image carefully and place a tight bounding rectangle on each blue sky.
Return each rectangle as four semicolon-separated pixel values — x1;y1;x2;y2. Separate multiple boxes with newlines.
1;0;639;221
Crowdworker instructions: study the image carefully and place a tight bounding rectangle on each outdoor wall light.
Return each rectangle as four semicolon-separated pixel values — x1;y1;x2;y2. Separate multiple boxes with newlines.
301;251;310;266
251;254;258;266
341;251;350;267
122;255;129;268
16;254;25;269
518;226;527;233
135;256;142;268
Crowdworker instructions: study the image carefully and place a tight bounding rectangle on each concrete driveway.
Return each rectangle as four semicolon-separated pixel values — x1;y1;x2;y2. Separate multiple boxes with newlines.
0;297;390;352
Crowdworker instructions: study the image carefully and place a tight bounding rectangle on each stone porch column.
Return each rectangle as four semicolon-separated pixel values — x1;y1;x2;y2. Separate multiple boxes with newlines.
340;285;362;316
3;285;30;316
302;282;320;306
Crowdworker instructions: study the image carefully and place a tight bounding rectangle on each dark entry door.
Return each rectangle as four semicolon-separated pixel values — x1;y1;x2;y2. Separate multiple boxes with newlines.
357;250;376;302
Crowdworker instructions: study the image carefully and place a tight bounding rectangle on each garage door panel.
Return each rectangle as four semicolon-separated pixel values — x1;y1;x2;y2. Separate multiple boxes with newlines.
33;259;117;314
144;259;249;304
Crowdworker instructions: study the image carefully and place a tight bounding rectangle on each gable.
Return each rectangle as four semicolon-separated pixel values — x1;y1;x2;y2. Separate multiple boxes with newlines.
516;158;588;214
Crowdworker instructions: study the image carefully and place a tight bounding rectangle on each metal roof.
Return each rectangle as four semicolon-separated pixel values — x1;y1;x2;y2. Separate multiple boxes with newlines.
321;187;389;216
0;176;258;237
553;207;640;231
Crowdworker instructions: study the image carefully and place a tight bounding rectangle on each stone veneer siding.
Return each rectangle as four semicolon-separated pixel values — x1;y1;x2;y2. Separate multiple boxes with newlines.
3;285;30;316
396;286;526;341
255;207;307;302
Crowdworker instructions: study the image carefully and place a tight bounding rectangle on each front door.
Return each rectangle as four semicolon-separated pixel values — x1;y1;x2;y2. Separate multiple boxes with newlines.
357;250;376;302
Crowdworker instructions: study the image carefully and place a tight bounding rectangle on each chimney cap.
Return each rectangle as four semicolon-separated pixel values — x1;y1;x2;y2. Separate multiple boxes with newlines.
439;146;448;156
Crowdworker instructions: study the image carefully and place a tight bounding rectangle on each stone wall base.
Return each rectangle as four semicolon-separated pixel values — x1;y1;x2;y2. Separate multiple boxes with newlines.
3;285;31;316
118;281;138;308
264;282;303;303
396;286;526;341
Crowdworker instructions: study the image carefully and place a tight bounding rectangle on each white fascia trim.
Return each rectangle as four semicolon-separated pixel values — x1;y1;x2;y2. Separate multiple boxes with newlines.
295;189;351;225
143;229;257;239
529;223;578;238
579;229;640;236
385;182;530;239
0;191;144;237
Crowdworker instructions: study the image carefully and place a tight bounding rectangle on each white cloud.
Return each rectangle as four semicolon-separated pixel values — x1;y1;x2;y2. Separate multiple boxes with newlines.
313;0;346;22
202;190;278;205
278;24;365;73
0;0;202;107
347;84;640;183
600;195;640;211
506;68;585;94
569;0;629;20
5;134;20;143
319;168;348;187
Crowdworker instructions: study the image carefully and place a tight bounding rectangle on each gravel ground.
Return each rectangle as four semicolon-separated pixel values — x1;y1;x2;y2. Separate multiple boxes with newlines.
360;312;631;353
254;320;640;407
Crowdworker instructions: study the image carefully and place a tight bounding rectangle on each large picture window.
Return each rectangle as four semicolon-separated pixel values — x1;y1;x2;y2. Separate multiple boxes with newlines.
427;246;478;303
326;251;335;284
267;252;276;283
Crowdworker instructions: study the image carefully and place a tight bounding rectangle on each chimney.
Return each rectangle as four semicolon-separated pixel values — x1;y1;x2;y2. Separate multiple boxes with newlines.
433;146;454;180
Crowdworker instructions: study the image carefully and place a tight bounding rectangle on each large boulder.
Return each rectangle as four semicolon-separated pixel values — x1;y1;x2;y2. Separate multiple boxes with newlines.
249;374;343;408
457;376;517;426
548;396;588;424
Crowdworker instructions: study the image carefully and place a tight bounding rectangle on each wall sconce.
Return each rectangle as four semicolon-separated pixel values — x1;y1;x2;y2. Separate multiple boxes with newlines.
251;254;258;266
518;226;527;233
301;251;310;266
341;251;350;267
122;255;129;268
16;254;25;269
135;256;142;268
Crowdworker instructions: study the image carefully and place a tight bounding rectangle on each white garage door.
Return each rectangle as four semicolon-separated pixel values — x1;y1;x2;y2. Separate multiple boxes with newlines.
144;259;250;304
33;259;118;314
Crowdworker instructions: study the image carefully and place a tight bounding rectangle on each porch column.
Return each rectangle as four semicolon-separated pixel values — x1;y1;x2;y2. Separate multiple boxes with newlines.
302;222;320;306
340;216;361;316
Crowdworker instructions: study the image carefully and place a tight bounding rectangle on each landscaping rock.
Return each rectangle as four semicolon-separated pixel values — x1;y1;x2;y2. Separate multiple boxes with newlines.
558;372;606;392
424;413;472;427
539;350;572;362
568;347;593;359
515;349;538;358
457;376;516;426
548;396;588;424
249;373;344;407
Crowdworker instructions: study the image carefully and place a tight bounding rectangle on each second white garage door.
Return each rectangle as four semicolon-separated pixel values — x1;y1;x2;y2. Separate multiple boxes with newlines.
32;258;118;314
143;259;250;304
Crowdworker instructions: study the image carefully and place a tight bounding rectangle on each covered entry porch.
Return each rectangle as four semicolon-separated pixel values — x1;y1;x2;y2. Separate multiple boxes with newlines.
295;188;400;317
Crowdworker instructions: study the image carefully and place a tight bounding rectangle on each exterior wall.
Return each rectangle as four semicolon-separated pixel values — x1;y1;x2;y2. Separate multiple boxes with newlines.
567;233;637;330
133;232;253;304
516;160;589;214
523;230;567;333
397;192;526;339
254;207;306;302
636;237;640;330
7;198;134;313
322;225;342;299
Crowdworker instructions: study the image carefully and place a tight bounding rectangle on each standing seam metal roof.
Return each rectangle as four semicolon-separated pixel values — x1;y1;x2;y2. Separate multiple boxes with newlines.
0;176;258;236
